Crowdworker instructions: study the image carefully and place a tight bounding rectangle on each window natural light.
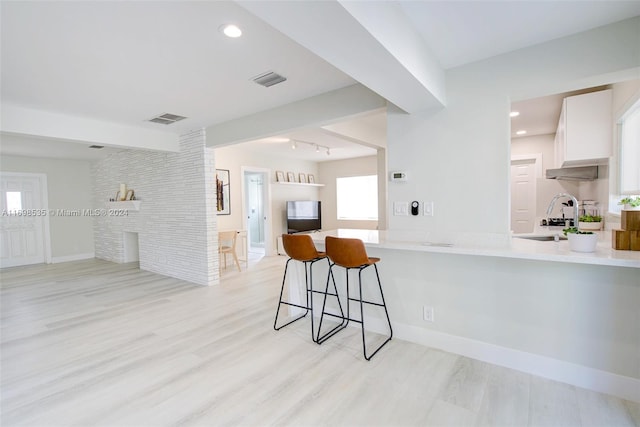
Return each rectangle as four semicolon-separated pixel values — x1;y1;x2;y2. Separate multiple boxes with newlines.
611;97;640;214
619;98;640;194
6;191;22;211
336;175;378;220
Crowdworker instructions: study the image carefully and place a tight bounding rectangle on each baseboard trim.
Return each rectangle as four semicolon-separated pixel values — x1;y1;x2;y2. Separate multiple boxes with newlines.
51;253;95;264
391;322;639;403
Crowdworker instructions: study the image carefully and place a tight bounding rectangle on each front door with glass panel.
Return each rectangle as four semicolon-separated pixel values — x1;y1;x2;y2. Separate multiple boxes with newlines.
0;173;48;267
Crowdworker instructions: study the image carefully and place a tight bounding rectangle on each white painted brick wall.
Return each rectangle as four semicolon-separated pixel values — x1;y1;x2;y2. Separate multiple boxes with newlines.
92;129;219;286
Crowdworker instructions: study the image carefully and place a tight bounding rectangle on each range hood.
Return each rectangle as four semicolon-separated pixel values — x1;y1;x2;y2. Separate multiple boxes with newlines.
546;165;598;181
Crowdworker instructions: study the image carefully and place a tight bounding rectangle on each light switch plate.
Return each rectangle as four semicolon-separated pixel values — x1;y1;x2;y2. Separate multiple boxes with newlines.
424;201;434;216
393;201;409;216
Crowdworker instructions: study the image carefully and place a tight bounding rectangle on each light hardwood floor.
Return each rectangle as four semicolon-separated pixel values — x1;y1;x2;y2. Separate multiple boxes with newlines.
1;256;638;426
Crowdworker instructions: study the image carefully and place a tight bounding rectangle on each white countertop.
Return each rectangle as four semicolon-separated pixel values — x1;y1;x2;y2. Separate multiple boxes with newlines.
309;229;640;269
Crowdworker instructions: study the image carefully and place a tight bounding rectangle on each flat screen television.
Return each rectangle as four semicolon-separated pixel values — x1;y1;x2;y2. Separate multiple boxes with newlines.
286;200;321;234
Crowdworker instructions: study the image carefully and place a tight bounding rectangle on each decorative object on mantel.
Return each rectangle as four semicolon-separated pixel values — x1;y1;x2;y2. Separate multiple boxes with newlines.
276;171;285;182
298;173;306;184
563;227;598;253
112;183;134;202
216;169;230;215
612;210;640;250
307;174;315;184
287;171;295;183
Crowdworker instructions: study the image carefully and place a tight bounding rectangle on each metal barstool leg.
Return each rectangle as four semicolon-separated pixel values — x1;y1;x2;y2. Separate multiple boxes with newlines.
274;258;310;331
316;261;349;344
374;263;393;339
360;264;393;361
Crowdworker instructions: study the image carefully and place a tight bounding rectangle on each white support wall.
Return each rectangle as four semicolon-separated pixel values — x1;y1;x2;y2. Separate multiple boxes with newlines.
92;129;219;286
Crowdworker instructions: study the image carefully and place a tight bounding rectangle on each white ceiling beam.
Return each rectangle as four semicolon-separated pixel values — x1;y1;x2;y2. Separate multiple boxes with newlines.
207;84;386;146
1;105;179;152
237;0;445;114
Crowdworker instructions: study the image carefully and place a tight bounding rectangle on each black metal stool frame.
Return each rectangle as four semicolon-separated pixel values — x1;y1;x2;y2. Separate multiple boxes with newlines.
317;261;393;360
274;255;346;343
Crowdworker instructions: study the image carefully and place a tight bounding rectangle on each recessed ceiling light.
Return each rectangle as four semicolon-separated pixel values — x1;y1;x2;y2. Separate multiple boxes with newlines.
220;24;242;38
510;111;520;117
516;130;527;135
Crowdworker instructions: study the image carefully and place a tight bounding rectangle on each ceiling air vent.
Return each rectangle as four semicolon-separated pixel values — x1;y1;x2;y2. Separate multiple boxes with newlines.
148;113;187;125
88;145;104;149
252;71;287;88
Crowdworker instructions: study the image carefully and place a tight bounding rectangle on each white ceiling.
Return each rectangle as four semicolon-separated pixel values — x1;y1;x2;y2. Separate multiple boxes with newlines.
399;1;640;70
1;1;639;161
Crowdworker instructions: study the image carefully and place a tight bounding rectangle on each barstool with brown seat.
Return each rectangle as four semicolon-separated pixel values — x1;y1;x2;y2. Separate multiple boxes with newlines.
274;234;345;342
318;236;393;360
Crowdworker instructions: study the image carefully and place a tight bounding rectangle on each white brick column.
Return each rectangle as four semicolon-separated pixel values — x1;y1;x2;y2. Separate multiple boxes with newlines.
92;128;219;286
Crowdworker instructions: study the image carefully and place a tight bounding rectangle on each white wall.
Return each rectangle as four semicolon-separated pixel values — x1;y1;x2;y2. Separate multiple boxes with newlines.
92;129;218;286
0;154;94;261
318;155;379;230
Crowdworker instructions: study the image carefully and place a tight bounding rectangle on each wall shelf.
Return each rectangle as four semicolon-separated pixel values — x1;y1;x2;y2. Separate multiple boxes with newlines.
106;200;141;211
273;181;324;187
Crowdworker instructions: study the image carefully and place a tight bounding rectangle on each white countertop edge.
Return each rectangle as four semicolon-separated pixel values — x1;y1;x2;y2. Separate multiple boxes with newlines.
380;240;640;268
309;229;640;269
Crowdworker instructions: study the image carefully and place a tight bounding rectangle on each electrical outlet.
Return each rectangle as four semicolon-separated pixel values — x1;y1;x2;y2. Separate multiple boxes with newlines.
424;201;434;216
423;305;434;322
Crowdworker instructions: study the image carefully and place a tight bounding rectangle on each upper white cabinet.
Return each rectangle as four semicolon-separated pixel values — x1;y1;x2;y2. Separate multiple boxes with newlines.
555;89;612;167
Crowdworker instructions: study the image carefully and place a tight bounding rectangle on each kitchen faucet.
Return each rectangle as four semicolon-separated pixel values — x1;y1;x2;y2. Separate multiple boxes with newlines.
546;193;579;226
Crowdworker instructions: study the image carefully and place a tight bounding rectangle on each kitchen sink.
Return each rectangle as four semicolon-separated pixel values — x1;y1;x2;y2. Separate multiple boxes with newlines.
515;235;567;241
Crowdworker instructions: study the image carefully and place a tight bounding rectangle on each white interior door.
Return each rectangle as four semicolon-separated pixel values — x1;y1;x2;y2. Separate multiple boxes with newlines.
1;173;50;268
510;159;537;233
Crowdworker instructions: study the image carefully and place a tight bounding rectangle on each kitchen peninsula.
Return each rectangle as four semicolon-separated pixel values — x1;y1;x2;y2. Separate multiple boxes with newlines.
308;229;640;403
309;228;640;268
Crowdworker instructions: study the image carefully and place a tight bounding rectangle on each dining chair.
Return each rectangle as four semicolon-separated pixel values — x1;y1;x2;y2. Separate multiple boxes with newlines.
218;230;241;273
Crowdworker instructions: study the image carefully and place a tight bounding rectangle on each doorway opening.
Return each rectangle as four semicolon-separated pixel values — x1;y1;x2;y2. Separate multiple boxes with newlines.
242;167;272;262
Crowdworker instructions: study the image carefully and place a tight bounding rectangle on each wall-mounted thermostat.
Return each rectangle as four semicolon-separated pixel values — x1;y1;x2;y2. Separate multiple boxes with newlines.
390;171;407;182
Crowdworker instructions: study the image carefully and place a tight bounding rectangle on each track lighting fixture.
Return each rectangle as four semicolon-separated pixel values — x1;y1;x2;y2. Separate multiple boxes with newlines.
289;139;331;156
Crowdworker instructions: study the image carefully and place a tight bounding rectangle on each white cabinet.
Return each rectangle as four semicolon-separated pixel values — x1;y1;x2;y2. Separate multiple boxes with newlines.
555;89;612;167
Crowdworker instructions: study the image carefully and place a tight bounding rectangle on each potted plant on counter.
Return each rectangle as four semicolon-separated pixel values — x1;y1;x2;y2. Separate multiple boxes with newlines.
563;227;598;253
578;214;603;231
618;196;640;210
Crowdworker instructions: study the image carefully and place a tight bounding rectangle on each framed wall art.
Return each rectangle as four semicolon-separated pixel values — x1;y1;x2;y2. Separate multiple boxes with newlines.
216;169;230;215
